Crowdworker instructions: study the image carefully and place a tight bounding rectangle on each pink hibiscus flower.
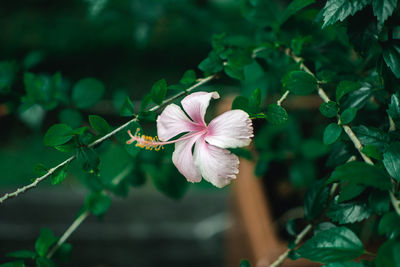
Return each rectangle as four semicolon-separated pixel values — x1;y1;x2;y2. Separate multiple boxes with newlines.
127;91;253;187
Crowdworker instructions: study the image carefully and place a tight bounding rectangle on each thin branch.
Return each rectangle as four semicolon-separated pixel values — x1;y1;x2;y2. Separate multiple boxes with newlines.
46;210;90;258
0;75;216;205
277;90;290;106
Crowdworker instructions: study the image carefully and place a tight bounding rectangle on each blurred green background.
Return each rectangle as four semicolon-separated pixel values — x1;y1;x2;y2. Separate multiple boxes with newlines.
0;0;248;266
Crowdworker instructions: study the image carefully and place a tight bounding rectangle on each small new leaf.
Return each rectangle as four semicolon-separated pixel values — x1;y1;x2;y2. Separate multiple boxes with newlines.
150;79;167;105
340;108;358;124
89;115;111;136
85;192;112;217
44;124;73;147
72;78;105;108
282;71;317;95
120;97;135;117
180;70;196;86
35;228;58;257
323;123;342;145
319;101;339;118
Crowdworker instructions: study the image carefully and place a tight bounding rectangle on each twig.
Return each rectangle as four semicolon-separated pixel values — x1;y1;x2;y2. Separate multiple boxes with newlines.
0;75;216;205
277;90;290;106
46;210;90;258
269;224;313;267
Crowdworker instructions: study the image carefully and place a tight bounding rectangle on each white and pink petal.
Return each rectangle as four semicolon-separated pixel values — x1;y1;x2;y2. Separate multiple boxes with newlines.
205;109;253;149
172;134;202;183
193;138;239;188
157;104;201;141
181;91;219;125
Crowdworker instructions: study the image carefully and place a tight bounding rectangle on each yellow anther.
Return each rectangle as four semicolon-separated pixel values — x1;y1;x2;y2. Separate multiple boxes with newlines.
126;129;164;151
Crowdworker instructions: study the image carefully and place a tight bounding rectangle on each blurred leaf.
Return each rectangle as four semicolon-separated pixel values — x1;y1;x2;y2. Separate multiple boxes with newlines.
325;261;371;266
372;0;398;25
44;124;73;147
340;108;357;124
150;79;167;105
6;250;36;259
301;139;329;159
327;201;372;224
89;115;110;136
336;81;361;102
232;96;249;113
78;147;100;175
248;88;262;114
23;51;45;69
338;183;366;203
180;70;196;86
0;261;24;267
198;51;223;75
85;192;111;216
323;123;342;145
265;104;288;125
0;61;17;93
120;97;135;117
72;78;105;108
322;0;368;28
282;71;317;95
51;165;68;185
53;243;72;263
224;65;244;80
361;145;383;160
59;108;83;128
229;148;253;160
289;160;316;187
378;212;400;239
327;161;392;190
382;142;400;181
304;179;329;220
239;259;252;267
36;257;56;267
24;72;60;110
35;228;57;257
295;226;365;262
34;164;48;176
280;0;315;25
368;190;390;215
375;240;400;267
167;84;185;91
319;101;339;118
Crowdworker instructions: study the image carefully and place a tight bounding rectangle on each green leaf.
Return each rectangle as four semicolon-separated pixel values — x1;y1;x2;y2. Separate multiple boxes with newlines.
232;96;250;113
375;240;400;267
78;147;100;175
336;81;361;102
295;227;365;263
85;192;112;216
319;101;339;118
361;145;383;160
322;0;368;28
340;108;357;124
280;0;315;25
301;139;329;159
327;201;372;224
304;179;329;220
51;165;68;185
368;190;390;215
224;65;244;80
382;142;400;181
89;115;110;136
383;42;400;79
387;93;400;125
323;123;342;145
325;261;370;267
36;257;57;267
120;97;135;117
180;70;196;86
44;124;73;147
59;108;83;128
35;228;57;257
72;78;105;108
352;125;390;152
265;104;288;125
0;60;17;93
239;259;252;267
0;261;25;267
53;243;72;262
338;183;366;203
372;0;398;25
6;250;36;259
34;164;48;176
150;79;167;105
248;88;262;114
198;52;223;75
327;161;392;190
289;160;316;187
378;212;400;239
282;71;317;95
